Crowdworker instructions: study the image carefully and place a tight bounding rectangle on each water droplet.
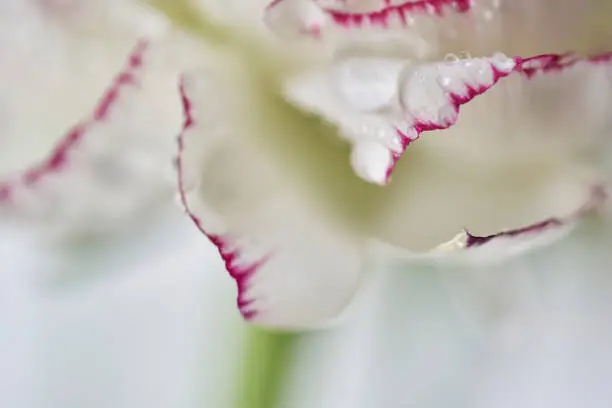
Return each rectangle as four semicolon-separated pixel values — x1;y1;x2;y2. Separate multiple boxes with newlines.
439;76;452;88
445;53;460;63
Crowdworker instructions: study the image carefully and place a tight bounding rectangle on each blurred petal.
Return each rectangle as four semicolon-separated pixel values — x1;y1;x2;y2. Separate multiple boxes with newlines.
265;0;612;64
178;63;366;329
470;219;612;408
0;1;196;233
451;0;612;58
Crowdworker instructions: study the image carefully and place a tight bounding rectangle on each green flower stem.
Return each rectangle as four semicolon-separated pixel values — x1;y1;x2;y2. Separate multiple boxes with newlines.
236;328;299;408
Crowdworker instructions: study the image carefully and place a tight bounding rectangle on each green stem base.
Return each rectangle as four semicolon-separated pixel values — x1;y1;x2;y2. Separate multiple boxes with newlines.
236;328;299;408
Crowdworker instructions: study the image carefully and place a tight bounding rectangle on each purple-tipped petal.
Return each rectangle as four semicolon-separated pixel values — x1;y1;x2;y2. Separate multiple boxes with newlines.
283;53;518;184
177;67;366;329
387;52;612;182
386;52;518;181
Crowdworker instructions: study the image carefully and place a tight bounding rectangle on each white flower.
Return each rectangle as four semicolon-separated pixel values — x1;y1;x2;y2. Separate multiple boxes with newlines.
0;0;199;234
156;0;612;328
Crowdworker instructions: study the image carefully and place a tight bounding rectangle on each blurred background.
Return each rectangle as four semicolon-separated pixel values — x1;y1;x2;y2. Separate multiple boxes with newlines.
2;207;612;408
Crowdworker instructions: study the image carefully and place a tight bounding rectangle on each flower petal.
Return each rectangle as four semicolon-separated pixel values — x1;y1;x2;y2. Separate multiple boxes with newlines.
446;0;612;58
283;55;406;184
389;52;612;180
264;0;612;76
177;65;367;329
367;53;612;261
264;0;472;39
0;37;191;232
284;52;518;184
0;1;200;233
372;187;606;266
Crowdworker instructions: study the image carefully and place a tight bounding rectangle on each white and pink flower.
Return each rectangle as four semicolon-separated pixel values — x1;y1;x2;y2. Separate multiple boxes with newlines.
6;0;610;328
160;0;612;329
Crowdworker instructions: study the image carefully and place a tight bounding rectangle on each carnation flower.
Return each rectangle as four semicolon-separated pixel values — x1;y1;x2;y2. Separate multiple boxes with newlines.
161;0;612;328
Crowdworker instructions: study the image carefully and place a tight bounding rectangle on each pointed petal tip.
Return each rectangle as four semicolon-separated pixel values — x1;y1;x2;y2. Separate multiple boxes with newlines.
350;141;392;185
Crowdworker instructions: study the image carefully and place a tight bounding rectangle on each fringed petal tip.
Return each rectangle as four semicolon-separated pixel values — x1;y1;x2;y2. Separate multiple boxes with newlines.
283;31;612;186
177;69;365;330
266;1;612;187
384;51;612;184
0;39;182;233
177;91;271;321
384;52;516;183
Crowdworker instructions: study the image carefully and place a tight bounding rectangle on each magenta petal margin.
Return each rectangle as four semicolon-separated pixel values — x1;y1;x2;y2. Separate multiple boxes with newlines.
0;40;149;204
385;52;612;182
320;0;472;28
466;186;606;248
177;79;270;321
265;0;473;36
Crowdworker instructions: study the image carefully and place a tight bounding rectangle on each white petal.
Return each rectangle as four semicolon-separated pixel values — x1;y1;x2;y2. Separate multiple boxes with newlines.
383;53;517;180
370;53;612;257
372;187;606;267
0;2;198;233
265;0;472;41
331;55;405;112
387;52;612;180
284;49;612;261
283;55;406;183
403;53;612;175
284;53;518;184
265;0;612;64
265;0;327;38
447;0;612;58
178;62;367;329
